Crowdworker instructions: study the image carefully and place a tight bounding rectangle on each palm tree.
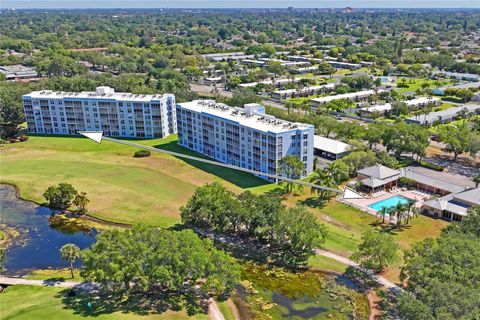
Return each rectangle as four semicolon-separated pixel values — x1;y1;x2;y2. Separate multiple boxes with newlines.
388;206;396;224
73;192;89;215
395;203;407;228
310;169;335;202
404;200;416;225
379;206;388;224
60;243;80;278
326;162;345;185
422;100;435;124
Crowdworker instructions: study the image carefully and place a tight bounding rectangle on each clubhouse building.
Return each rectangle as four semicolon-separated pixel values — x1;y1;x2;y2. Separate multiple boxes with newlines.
354;164;477;221
176;100;314;181
22;86;176;138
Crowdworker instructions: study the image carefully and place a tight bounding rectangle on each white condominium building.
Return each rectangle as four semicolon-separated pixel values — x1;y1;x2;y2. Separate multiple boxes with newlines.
176;100;314;181
22;86;176;138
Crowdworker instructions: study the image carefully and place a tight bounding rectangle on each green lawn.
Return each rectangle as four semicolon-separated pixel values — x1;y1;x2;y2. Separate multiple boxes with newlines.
0;135;274;227
0;285;209;320
394;78;452;93
291;197;449;282
307;255;348;274
24;268;82;281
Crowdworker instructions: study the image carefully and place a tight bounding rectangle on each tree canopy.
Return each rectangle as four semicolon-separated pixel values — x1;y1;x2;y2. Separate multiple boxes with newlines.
181;182;327;266
396;206;480;319
81;225;240;302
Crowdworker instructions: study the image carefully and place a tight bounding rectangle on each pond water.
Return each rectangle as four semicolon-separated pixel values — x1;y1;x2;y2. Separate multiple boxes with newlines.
240;263;369;320
0;184;97;275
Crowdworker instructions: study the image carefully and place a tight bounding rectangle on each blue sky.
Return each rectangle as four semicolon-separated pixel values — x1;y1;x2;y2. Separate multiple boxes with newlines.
2;0;479;8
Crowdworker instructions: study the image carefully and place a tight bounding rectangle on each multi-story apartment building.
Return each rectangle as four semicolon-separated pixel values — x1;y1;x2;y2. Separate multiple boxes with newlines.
176;100;314;181
22;86;176;138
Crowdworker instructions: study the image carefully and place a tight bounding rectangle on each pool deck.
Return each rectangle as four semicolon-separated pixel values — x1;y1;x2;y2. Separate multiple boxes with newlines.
342;190;428;221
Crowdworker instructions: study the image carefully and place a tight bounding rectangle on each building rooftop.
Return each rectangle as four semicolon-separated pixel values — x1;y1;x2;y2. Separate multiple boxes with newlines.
431;70;480;81
177;100;313;134
404;97;441;106
436;81;480;91
311;90;381;104
238;78;301;88
326;60;361;67
23;86;173;102
452;188;480;206
358;164;400;180
0;65;37;78
360;103;392;113
406;104;480;124
313;135;352;154
274;84;335;95
423;195;469;216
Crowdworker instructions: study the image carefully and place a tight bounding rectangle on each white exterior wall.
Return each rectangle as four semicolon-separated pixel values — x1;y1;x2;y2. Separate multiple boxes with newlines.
22;90;176;138
176;102;314;181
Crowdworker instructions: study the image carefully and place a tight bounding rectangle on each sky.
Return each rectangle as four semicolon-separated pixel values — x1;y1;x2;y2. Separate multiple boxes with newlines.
2;0;479;9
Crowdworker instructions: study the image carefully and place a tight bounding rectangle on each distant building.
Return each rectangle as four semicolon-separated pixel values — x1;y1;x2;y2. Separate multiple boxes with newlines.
272;84;336;100
404;97;441;108
241;59;266;67
405;104;480;126
258;58;309;67
433;81;480;96
310;90;383;106
204;76;222;84
431;70;480;82
0;65;38;80
176;100;314;181
289;66;319;74
358;103;392;117
22;86;176;138
285;55;323;64
326;61;361;70
238;78;301;89
202;52;254;62
313;135;352;160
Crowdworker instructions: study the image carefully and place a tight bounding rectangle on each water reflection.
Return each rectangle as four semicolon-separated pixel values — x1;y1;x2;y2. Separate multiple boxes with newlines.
0;184;96;275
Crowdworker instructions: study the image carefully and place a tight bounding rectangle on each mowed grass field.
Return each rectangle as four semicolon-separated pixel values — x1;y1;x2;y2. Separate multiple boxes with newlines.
0;285;210;320
0;134;274;227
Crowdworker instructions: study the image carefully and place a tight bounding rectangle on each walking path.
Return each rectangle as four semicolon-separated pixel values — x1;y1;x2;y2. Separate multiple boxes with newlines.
314;249;399;290
0;276;82;288
208;299;225;320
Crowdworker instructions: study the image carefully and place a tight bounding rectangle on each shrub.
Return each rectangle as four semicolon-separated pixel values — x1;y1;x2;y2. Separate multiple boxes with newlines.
418;161;444;172
398;177;416;189
134;150;151;158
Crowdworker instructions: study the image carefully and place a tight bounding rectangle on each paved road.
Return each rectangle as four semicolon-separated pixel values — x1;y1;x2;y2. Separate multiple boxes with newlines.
314;249;400;290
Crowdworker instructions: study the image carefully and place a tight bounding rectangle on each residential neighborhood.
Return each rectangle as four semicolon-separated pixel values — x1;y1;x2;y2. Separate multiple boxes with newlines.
1;3;479;320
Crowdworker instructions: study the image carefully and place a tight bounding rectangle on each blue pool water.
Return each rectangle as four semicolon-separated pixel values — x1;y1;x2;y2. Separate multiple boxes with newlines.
368;195;411;211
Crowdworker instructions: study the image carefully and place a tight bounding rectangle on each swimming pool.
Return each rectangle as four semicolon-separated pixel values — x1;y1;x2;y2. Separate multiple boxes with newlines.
368;195;411;211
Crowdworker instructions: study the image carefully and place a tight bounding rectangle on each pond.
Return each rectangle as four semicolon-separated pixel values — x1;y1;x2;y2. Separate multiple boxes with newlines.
0;184;97;275
238;263;370;320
